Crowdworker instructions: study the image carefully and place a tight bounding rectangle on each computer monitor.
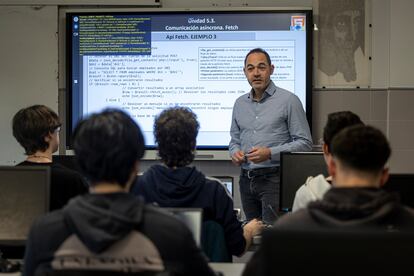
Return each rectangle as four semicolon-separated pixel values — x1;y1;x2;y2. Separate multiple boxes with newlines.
383;174;414;208
210;176;233;197
280;152;327;212
164;208;203;246
0;166;50;246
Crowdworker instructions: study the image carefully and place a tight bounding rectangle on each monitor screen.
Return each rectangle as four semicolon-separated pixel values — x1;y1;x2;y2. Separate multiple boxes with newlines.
67;10;312;149
0;166;50;245
164;208;203;246
210;176;233;197
280;152;327;211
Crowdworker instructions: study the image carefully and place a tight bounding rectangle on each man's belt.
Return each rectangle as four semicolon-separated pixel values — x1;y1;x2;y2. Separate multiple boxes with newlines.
241;167;279;179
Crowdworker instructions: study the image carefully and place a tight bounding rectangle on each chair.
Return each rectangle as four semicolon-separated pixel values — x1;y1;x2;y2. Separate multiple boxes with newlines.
201;221;232;263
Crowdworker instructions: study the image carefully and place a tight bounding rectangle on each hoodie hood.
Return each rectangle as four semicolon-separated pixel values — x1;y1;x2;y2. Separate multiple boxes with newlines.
307;188;401;227
63;193;145;253
136;165;206;207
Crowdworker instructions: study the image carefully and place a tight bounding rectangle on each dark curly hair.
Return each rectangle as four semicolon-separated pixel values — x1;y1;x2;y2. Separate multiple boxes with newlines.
12;105;61;155
73;109;145;187
154;107;199;167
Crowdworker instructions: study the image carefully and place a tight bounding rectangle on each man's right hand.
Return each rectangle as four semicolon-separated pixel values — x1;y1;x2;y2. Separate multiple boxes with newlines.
231;150;245;166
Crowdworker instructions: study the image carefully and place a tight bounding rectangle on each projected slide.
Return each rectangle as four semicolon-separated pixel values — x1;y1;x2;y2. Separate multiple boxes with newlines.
69;12;311;148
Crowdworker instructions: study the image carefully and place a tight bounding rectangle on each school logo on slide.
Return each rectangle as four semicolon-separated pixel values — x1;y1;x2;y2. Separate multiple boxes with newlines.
290;16;306;31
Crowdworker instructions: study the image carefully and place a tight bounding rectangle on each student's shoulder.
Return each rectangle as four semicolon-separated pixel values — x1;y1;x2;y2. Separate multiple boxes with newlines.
51;163;85;181
30;209;66;235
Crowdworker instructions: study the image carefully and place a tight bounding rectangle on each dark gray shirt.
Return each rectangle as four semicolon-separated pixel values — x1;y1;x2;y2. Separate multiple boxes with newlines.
229;81;312;169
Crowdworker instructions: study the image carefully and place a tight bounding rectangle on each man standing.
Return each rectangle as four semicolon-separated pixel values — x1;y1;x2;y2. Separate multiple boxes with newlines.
229;48;312;224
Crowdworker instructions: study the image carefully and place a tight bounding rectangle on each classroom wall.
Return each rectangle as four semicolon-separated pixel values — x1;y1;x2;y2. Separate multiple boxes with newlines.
1;0;414;211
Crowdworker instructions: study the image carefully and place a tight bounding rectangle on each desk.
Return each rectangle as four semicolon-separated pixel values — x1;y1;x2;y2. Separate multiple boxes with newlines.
209;262;245;276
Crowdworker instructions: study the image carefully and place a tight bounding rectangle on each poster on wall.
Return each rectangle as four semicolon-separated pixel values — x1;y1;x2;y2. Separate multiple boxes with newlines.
314;0;371;88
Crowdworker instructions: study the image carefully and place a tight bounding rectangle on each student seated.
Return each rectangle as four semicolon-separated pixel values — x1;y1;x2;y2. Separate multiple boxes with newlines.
12;105;87;211
292;111;363;211
243;125;414;276
132;107;264;257
23;109;215;276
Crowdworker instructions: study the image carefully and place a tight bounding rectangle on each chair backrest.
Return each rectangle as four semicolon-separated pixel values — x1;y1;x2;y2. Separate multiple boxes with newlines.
260;228;414;275
280;152;327;211
201;221;231;263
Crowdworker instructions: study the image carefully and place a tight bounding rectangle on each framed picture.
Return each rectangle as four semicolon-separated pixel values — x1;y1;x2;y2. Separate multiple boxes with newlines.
314;0;371;88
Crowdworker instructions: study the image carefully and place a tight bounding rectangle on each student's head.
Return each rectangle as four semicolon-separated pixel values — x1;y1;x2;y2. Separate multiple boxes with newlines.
12;105;61;155
73;109;145;188
244;48;275;93
323;111;363;154
154;107;199;167
329;125;391;187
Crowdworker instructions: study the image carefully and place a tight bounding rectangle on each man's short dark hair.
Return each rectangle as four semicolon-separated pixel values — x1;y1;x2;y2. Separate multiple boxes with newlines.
12;105;61;155
244;48;272;66
155;107;199;167
73;109;145;187
331;125;391;173
323;111;363;152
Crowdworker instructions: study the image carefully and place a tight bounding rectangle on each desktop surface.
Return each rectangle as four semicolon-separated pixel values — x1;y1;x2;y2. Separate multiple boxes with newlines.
210;262;245;276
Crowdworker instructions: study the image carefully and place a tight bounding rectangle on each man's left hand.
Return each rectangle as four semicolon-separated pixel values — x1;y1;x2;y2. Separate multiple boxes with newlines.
246;147;271;163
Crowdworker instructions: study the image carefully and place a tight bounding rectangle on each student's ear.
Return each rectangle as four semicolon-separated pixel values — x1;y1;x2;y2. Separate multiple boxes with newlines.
126;161;140;192
322;144;329;155
379;167;390;187
44;132;53;143
327;157;337;179
322;144;331;165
